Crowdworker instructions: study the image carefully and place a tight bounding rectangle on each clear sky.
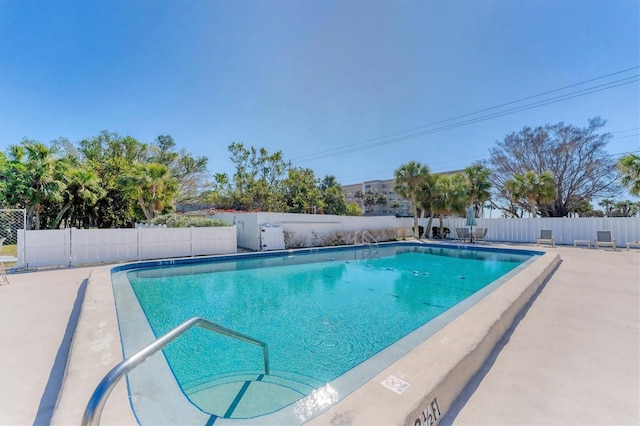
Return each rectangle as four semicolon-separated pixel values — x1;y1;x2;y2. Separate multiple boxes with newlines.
1;0;638;187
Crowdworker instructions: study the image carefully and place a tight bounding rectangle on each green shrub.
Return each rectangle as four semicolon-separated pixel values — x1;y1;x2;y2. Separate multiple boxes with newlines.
146;214;230;228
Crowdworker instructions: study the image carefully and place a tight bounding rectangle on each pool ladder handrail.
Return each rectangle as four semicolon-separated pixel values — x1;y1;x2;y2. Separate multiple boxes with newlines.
82;316;269;426
361;231;379;254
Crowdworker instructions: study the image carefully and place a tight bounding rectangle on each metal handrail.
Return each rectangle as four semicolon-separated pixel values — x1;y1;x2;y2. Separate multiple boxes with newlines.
353;230;361;245
361;231;379;251
82;317;269;426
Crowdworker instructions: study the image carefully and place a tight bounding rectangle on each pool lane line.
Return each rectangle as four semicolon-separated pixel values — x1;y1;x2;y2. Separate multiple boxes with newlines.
223;380;252;418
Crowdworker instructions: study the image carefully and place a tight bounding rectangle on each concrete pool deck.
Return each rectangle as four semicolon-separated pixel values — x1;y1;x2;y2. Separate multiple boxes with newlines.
0;244;638;425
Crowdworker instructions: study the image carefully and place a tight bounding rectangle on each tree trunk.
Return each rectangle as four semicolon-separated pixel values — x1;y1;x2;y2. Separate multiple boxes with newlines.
411;196;419;238
425;213;434;239
528;198;537;218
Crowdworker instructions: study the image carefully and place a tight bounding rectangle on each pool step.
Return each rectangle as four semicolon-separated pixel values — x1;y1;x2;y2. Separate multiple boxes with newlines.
185;371;324;419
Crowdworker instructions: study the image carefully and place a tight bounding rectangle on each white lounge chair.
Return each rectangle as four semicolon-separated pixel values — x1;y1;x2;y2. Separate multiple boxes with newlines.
474;227;488;242
455;227;471;242
594;231;616;251
626;241;640;251
536;230;555;247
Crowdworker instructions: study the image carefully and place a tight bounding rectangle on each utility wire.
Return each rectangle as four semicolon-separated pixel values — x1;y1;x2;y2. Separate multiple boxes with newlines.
292;67;640;163
297;76;639;162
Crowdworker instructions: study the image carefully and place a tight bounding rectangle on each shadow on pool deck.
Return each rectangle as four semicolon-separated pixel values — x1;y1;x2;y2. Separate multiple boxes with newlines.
33;278;88;426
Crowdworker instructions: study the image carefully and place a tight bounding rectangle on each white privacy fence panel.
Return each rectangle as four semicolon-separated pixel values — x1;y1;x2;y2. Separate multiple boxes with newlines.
71;229;140;265
18;229;71;269
192;226;237;255
428;217;640;245
139;228;193;260
19;226;237;269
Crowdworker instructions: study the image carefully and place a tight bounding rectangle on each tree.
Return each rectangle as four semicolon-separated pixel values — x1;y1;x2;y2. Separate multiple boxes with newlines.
345;202;363;216
504;171;556;218
464;163;492;218
78;131;148;227
416;173;438;237
282;167;323;213
617;154;640;197
432;174;470;237
610;200;636;217
394;161;431;237
2;140;67;229
320;176;348;215
0;152;7;207
490;117;619;217
363;192;377;214
209;143;287;211
598;198;615;217
119;163;178;220
149;135;208;204
51;165;106;228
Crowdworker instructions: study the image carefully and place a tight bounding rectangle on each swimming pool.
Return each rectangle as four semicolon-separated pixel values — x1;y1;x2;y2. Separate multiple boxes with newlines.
112;242;540;424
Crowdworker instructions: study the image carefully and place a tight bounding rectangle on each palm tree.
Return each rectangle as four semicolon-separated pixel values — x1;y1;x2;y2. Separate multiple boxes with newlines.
598;198;615;217
389;199;400;215
120;163;178;220
504;171;555;218
464;163;492;218
394;161;431;237
617;154;640;196
363;192;377;214
416;173;438;237
52;165;106;228
432;174;470;238
6;141;67;229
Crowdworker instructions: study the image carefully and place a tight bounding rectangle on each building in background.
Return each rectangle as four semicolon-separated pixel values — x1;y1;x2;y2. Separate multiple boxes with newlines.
343;170;462;217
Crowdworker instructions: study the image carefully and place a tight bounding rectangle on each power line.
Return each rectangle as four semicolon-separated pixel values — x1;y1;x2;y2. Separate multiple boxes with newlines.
295;75;639;162
292;67;640;163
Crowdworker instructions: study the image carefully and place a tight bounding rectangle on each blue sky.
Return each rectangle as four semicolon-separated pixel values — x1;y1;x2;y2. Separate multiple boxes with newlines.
1;0;638;188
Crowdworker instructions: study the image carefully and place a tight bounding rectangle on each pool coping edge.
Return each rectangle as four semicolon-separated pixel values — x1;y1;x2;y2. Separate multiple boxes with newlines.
51;245;559;426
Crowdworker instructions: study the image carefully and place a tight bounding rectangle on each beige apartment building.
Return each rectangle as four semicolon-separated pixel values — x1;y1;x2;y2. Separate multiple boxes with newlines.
342;179;411;217
342;171;462;217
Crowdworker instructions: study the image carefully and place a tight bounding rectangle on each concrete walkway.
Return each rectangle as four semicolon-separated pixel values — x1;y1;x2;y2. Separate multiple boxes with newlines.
443;246;640;425
0;266;94;426
0;246;638;425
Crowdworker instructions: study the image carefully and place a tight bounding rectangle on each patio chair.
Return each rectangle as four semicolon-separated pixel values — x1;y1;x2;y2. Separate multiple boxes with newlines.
626;241;640;251
474;227;488;242
455;227;470;242
536;229;555;247
594;231;616;251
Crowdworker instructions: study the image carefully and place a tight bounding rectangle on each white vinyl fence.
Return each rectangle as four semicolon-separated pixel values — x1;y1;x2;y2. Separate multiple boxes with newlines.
17;226;237;269
423;217;640;246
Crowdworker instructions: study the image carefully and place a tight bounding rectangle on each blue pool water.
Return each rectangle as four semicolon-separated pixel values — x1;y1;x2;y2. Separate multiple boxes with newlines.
115;243;537;422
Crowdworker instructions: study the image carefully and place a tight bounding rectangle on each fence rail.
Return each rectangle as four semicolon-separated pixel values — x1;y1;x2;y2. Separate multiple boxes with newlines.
17;226;237;269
